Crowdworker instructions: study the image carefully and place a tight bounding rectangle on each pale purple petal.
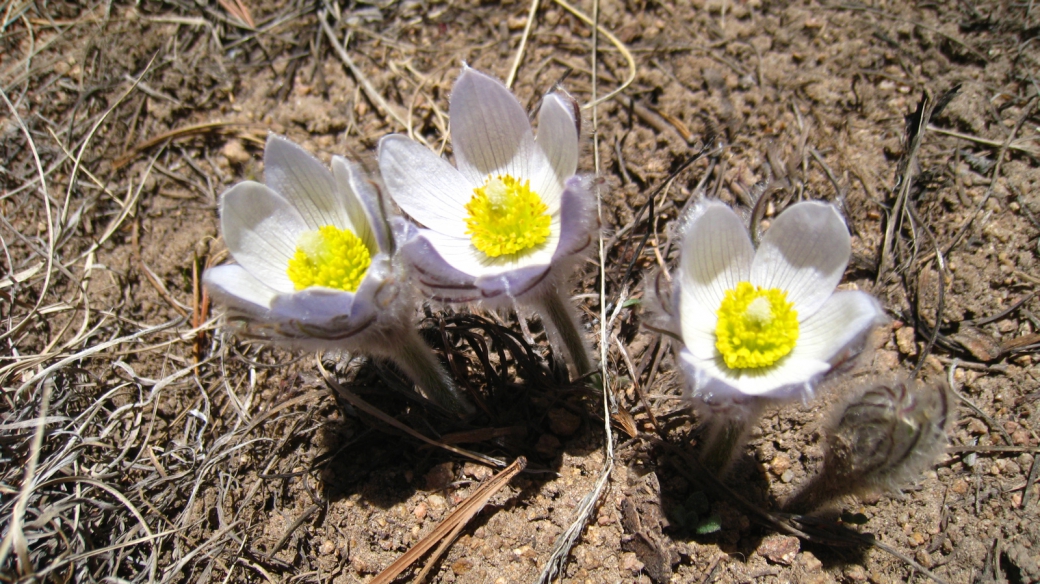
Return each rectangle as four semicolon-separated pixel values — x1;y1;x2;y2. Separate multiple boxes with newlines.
449;67;541;186
265;255;395;341
397;231;483;302
264;134;349;231
332;156;389;254
418;221;559;278
551;176;596;262
750;201;850;317
269;288;355;329
220;181;306;293
474;264;553;301
378;134;470;234
534;91;580;209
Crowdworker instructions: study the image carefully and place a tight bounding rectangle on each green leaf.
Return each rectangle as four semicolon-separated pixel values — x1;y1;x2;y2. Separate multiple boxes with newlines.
695;513;722;534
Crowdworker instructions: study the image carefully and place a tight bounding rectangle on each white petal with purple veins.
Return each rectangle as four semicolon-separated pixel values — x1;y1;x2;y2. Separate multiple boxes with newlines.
750;201;850;317
220;181;307;294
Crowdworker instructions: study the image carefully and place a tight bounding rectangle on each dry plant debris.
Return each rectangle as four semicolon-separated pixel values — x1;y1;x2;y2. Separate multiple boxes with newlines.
1;1;1038;583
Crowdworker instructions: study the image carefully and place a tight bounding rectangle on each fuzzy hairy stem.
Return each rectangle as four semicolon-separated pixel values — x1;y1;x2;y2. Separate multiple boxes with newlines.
391;327;473;416
535;287;593;379
699;401;764;477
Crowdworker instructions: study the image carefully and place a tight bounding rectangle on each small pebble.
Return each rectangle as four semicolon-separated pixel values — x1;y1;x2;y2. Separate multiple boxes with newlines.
797;551;823;572
425;462;454;490
770;453;792;476
536;434;562;456
621;551;644;573
221;139;251;164
758;534;800;565
548;408;582;437
844;564;868;581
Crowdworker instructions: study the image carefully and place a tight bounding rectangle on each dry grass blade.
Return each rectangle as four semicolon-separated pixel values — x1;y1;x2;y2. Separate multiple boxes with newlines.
551;0;635;109
370;457;527;584
505;0;540;88
217;0;255;28
318;7;409;133
878;86;959;280
538;2;616;579
927;124;1040;157
113;121;261;170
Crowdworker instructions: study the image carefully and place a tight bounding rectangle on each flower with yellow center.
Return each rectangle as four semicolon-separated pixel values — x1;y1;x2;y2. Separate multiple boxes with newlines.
378;67;593;304
379;67;598;376
659;200;884;400
204;135;472;414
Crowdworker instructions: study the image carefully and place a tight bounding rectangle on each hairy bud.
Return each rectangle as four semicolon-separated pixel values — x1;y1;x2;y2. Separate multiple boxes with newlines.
785;378;953;513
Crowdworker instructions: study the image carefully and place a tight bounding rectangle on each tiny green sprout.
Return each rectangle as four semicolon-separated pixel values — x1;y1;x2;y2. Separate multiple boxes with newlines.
694;513;723;535
665;491;713;532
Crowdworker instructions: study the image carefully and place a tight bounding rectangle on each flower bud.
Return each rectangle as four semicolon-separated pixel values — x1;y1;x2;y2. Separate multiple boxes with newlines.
785;378;953;513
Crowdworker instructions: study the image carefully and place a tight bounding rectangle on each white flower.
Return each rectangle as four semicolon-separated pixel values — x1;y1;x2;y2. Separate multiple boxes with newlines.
204;135;471;413
204;134;397;348
377;66;595;304
664;200;884;401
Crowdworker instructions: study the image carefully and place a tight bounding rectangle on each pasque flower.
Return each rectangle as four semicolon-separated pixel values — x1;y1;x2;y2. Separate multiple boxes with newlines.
378;67;596;376
204;135;470;413
666;200;883;400
651;200;884;472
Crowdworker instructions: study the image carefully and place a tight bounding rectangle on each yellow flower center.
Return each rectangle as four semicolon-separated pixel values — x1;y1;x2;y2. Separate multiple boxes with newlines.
286;225;371;292
715;282;799;369
464;174;551;257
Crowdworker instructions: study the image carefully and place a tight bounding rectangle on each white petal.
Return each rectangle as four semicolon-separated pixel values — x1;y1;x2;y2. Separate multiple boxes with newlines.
203;264;277;309
220;182;307;293
791;290;884;364
679;347;831;400
449;67;541;186
531;92;579;211
332;156;383;255
534;92;579;203
678;202;755;344
681;307;719;361
419;215;560;278
378;134;471;234
264;135;350;231
750;201;850;316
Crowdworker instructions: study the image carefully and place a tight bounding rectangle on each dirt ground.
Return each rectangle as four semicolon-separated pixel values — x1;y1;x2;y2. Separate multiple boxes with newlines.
2;0;1039;582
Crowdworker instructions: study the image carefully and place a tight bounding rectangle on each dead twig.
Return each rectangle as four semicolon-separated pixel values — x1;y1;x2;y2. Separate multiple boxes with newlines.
318;6;409;131
371;457;527;584
113;121;261;170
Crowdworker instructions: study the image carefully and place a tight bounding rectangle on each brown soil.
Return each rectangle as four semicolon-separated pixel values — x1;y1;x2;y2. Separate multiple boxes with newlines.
2;1;1038;582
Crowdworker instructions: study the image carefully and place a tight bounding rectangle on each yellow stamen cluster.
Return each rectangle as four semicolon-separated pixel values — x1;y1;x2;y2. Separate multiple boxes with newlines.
464;174;551;257
715;282;799;369
286;225;371;292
